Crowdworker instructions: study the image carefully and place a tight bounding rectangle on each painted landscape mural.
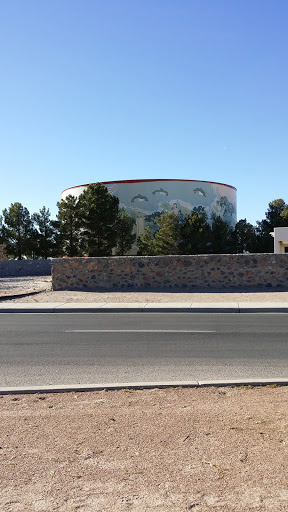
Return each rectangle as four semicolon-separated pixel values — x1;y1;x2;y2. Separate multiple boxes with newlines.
62;179;237;254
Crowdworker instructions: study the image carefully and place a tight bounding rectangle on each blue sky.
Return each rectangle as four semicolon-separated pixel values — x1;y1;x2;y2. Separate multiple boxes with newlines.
1;0;287;226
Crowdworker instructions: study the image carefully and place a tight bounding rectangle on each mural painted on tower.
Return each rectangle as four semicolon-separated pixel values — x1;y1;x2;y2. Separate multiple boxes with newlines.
62;179;237;254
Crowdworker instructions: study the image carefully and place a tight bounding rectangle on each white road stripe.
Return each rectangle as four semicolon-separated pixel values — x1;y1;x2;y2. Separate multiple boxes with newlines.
65;330;216;333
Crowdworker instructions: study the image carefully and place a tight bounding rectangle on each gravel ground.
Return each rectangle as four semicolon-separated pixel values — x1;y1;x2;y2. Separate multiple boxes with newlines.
1;276;288;302
0;276;51;290
1;386;288;512
0;276;51;299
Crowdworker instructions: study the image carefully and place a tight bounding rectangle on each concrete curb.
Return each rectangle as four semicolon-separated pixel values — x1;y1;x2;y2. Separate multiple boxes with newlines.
1;378;288;395
1;302;288;313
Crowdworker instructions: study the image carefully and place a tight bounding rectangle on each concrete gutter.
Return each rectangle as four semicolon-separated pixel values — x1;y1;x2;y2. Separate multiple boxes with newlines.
0;378;288;395
1;302;288;313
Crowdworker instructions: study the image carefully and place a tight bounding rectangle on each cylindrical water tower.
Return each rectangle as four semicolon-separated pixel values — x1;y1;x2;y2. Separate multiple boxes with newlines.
62;179;237;254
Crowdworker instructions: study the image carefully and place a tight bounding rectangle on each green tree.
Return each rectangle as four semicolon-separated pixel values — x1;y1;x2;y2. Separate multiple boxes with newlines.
137;226;156;255
115;210;136;256
179;212;210;254
153;212;180;255
57;195;82;257
50;218;62;257
1;202;35;259
210;216;233;254
232;219;257;253
0;214;3;244
254;219;273;252
0;215;7;260
79;183;120;256
265;199;287;228
32;206;57;259
254;199;288;253
281;205;288;224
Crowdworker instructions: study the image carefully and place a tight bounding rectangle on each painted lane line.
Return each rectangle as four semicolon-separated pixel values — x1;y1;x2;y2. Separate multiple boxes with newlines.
65;330;216;333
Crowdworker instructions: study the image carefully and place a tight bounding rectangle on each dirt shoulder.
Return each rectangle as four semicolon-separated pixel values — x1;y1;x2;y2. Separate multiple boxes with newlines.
1;276;288;302
1;386;288;512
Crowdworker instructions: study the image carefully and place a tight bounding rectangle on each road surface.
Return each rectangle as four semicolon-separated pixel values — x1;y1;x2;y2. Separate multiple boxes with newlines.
0;313;288;386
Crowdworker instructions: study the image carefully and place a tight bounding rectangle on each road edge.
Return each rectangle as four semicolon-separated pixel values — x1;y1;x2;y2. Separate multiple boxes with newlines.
1;302;288;313
1;378;288;395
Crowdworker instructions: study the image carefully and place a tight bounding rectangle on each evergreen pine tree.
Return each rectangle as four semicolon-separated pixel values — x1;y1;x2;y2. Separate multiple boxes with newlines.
210;216;233;254
32;206;57;259
57;195;82;256
137;226;155;255
153;212;180;255
180;212;210;254
79;183;119;256
115;210;136;255
2;202;35;259
232;219;257;253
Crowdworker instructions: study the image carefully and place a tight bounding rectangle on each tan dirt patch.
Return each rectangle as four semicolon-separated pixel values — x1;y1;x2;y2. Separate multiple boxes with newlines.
1;276;288;303
1;276;288;302
1;386;288;511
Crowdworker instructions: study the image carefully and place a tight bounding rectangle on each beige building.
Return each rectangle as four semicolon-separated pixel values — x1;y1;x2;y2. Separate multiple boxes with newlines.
270;227;288;253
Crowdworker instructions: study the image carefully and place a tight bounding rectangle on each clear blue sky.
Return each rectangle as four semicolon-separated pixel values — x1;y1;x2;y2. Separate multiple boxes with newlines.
1;0;287;226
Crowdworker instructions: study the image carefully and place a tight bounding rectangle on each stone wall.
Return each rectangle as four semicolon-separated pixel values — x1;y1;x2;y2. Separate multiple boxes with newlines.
52;254;288;291
0;260;51;278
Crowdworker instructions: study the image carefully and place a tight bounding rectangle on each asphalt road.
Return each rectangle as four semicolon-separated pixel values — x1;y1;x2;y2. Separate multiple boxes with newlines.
0;313;288;386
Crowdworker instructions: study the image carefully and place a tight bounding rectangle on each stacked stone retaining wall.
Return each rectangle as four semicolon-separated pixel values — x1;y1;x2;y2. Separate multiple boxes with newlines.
52;254;288;291
0;260;51;278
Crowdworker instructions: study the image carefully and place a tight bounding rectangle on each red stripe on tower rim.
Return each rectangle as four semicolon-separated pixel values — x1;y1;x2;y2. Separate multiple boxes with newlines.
62;179;237;195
